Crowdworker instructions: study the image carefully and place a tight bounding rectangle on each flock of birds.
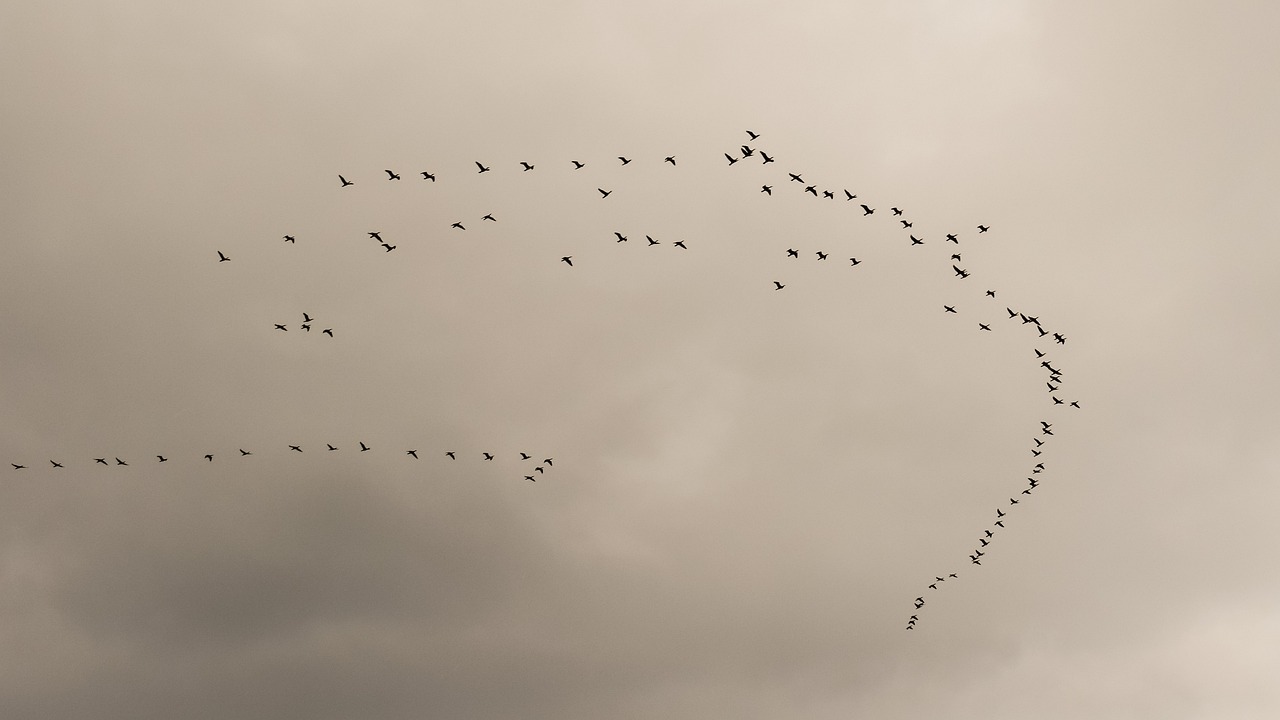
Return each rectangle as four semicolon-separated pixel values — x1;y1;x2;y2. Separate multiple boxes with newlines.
15;129;1080;628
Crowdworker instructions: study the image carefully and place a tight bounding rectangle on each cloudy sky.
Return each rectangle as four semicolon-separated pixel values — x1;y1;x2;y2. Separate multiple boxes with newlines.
2;1;1279;718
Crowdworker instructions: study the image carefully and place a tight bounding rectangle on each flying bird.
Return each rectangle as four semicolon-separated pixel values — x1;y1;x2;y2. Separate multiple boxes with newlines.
483;453;494;461
520;453;532;460
946;234;958;243
816;251;828;260
774;281;785;290
614;232;628;243
891;207;903;216
543;458;553;466
986;290;996;297
240;449;252;456
217;251;230;262
647;236;659;246
451;222;465;230
725;153;738;165
369;232;382;241
822;190;834;199
598;188;611;198
283;235;295;244
804;185;817;196
979;323;992;331
561;256;573;266
844;189;856;200
385;170;400;180
977;225;990;233
420;171;435;181
475;162;491;173
761;185;772;195
274;324;287;331
571;160;585;169
849;258;861;266
944;305;957;313
910;235;924;246
482;214;496;222
953;265;970;278
760;152;774;163
445;451;456;459
618;156;631;165
303;313;313;323
11;464;24;470
381;244;396;252
407;450;418;459
788;173;804;183
204;454;213;462
519;162;534;171
327;444;337;451
359;442;370;452
322;328;333;337
860;204;875;215
289;445;302;452
900;220;913;228
740;145;754;157
673;240;687;249
746;130;760;140
665;156;676;165
339;175;353;187
95;458;108;465
157;455;167;462
786;248;799;258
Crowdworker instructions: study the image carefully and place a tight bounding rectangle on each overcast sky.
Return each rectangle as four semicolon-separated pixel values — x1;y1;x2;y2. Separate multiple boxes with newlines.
2;1;1279;718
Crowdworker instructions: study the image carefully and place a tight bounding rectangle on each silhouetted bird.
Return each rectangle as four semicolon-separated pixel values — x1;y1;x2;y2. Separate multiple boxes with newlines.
860;204;874;215
849;258;861;266
725;153;738;165
571;160;585;169
746;130;760;140
953;265;969;278
421;171;435;181
520;453;532;460
561;256;573;266
475;162;491;173
665;156;676;165
816;251;828;260
979;323;992;331
760;152;775;163
46;461;62;468
615;232;628;243
1054;333;1067;345
978;225;990;233
822;190;834;199
359;442;370;452
986;290;996;297
303;312;313;323
483;453;494;460
217;251;230;262
740;145;754;157
95;458;108;465
789;173;803;183
157;455;167;462
322;328;333;337
773;281;785;290
911;236;924;246
647;236;659;246
804;185;817;196
11;464;24;470
535;466;545;474
944;306;957;313
385;170;400;180
339;175;353;187
382;244;396;252
598;188;611;198
844;189;856;200
283;235;295;244
525;475;536;482
901;220;913;228
289;445;302;452
543;458;553;466
946;234;958;243
482;214;496;222
240;449;251;456
369;232;382;241
786;248;799;258
1009;308;1020;319
1070;401;1080;408
204;454;213;462
327;444;337;451
520;162;534;171
451;222;465;230
407;450;418;458
673;240;687;249
617;156;631;165
445;451;455;459
274;324;287;331
761;185;772;195
892;208;903;216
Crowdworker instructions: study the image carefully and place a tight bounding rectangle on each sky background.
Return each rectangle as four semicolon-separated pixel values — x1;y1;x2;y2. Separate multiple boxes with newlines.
2;1;1279;718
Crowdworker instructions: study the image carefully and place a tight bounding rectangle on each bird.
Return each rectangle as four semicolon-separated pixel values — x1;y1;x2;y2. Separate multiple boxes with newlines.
1010;498;1020;505
385;170;400;180
11;464;24;470
94;458;108;465
217;251;230;262
1054;333;1067;345
475;162;491;173
359;442;370;452
946;234;958;243
482;214;496;222
892;208;903;216
724;153;738;165
483;453;494;461
614;232;628;243
929;583;938;590
420;171;435;181
204;454;213;462
804;185;817;196
543;458;553;466
673;240;687;249
740;145;754;157
986;290;996;298
761;185;772;195
519;162;534;171
788;173;804;183
786;248;799;258
1009;308;1020;319
451;222;465;230
944;305;957;313
746;130;760;140
303;312;313;323
977;225;990;233
368;232;382;241
844;189;856;200
381;244;396;252
571;160;585;169
860;204;875;215
407;450;418;459
951;254;962;261
953;265;970;278
1052;396;1064;405
979;323;992;331
445;451;456;459
338;174;354;187
535;466;545;474
822;190;834;199
525;475;536;482
289;445;302;452
618;156;632;165
646;235;659;246
665;156;677;165
322;328;333;337
849;258;861;266
910;236;924;245
283;235;295;244
773;281;785;290
274;324;287;331
1070;401;1081;409
520;453;532;460
157;455;167;462
598;188;611;198
816;251;828;260
561;256;573;266
327;444;337;451
760;152;774;163
901;220;913;228
240;449;252;456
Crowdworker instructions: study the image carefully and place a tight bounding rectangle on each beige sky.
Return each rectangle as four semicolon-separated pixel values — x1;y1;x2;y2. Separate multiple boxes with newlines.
2;1;1278;718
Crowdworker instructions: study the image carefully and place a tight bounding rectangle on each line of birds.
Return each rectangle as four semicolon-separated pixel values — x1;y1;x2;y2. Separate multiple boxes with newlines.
9;446;556;482
273;312;334;336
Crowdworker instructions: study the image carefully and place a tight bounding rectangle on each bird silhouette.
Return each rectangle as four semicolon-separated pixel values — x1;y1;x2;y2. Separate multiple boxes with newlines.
665;156;676;165
240;449;251;456
525;475;536;482
892;208;903;216
786;249;799;258
339;175;353;187
725;153;738;165
773;281;785;290
11;464;24;470
740;145;754;157
482;214;496;222
979;323;992;331
911;236;924;246
952;265;969;278
673;240;687;249
289;445;302;452
217;251;230;262
561;256;573;266
381;244;396;252
95;458;108;465
844;189;856;200
804;185;817;196
385;170;400;180
760;152;775;163
368;232;382;241
986;290;996;297
816;251;827;260
977;225;990;233
860;204;875;216
571;160;585;169
901;220;913;229
598;188;611;198
303;313;313;323
849;258;861;266
822;190;834;199
327;444;337;451
274;324;287;331
420;171;435;181
614;232;628;243
789;173;804;183
322;328;333;337
944;306;957;313
746;130;760;140
519;162;534;171
445;451;456;459
618;156;631;165
451;222;465;230
407;450;418;459
647;235;659;246
483;452;494;460
946;234;958;243
157;455;167;462
520;453;532;460
543;458;553;466
204;454;213;462
535;466;545;474
1070;401;1081;408
761;185;772;195
359;442;370;452
283;235;295;244
475;162;490;173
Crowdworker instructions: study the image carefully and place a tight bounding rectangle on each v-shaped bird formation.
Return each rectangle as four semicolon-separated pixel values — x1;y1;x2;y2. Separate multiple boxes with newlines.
24;128;1082;630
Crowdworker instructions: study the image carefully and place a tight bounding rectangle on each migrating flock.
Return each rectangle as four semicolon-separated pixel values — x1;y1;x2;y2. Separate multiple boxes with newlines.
14;128;1080;628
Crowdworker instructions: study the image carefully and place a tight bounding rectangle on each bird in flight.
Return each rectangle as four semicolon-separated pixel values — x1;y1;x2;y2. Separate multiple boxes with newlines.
760;152;774;163
977;225;990;233
204;454;214;462
910;236;924;246
535;466;545;474
901;220;913;229
327;444;337;451
385;170;400;180
761;185;772;195
475;162;491;173
618;156;631;165
520;453;532;460
844;189;856;200
986;290;996;298
816;251;828;260
979;323;992;331
240;449;251;456
217;251;230;262
407;450;418;459
946;234;958;244
1054;333;1067;345
571;160;585;169
157;455;167;462
740;145;755;157
359;442;370;452
944;306;957;313
598;188;611;198
561;256;573;266
339;175;353;187
289;445;302;452
482;213;496;222
445;451;456;459
849;258;861;266
303;312;313;323
451;222;465;230
369;231;382;241
519;162;534;171
822;190;834;199
1071;401;1081;409
483;452;494;461
525;475;536;482
786;248;799;258
421;171;435;181
274;324;287;331
95;458;108;465
773;281;785;290
952;265;970;278
543;458;553;466
804;185;817;196
614;232;628;243
788;173;804;183
860;204;875;216
724;153;738;165
283;235;295;244
746;130;760;140
381;244;396;252
11;464;24;470
665;156;676;165
891;208;903;216
673;240;687;249
322;328;333;337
